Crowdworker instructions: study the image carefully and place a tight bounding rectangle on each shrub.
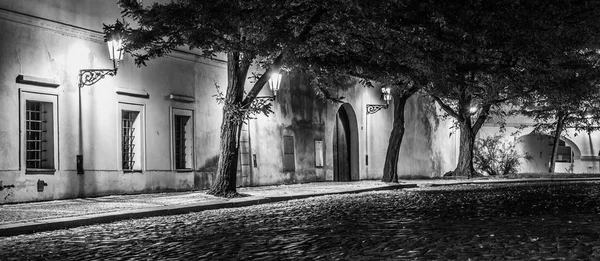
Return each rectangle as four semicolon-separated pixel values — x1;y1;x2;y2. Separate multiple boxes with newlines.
473;135;532;176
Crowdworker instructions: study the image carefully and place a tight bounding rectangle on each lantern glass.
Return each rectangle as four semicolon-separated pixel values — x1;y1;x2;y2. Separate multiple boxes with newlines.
268;72;282;96
381;87;392;103
106;33;124;63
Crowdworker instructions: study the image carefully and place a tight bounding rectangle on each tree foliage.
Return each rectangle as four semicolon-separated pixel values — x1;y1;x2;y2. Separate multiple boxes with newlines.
105;0;600;189
413;0;600;177
520;49;600;172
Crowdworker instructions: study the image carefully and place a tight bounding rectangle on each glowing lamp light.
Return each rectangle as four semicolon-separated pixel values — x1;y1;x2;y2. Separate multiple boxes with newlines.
381;87;392;105
268;72;282;97
106;32;124;67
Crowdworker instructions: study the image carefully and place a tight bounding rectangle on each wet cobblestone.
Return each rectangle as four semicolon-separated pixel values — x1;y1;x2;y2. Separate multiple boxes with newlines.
2;182;600;260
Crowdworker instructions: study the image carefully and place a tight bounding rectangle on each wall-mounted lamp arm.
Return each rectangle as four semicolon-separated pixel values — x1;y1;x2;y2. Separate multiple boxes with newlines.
366;104;389;115
78;68;118;88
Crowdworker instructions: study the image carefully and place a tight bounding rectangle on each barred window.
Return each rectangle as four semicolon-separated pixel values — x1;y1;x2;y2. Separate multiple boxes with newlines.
174;115;191;169
25;101;54;171
122;110;141;171
172;108;193;171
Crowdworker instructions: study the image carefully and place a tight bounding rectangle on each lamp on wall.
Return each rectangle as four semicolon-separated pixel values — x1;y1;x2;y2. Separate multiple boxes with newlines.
78;31;124;88
254;71;282;104
268;72;282;98
366;86;392;115
469;106;478;114
77;30;124;174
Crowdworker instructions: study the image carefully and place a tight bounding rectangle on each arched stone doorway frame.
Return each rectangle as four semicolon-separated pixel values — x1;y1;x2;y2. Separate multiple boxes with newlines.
518;133;581;158
517;133;582;172
333;103;359;181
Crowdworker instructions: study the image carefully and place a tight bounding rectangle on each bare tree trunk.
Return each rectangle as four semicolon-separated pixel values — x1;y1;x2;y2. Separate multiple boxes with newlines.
453;121;478;177
382;88;418;183
549;113;566;173
207;52;250;197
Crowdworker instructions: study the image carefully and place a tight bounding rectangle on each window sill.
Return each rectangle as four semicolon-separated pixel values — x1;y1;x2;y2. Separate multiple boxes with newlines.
176;169;193;173
123;170;143;173
26;168;56;175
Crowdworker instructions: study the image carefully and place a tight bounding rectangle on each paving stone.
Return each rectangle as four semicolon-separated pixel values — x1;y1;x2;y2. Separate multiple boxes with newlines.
2;182;600;259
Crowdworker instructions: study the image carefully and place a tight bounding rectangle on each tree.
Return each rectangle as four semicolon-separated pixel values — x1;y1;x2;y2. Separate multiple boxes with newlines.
290;0;435;183
520;50;600;173
106;0;382;197
419;0;600;177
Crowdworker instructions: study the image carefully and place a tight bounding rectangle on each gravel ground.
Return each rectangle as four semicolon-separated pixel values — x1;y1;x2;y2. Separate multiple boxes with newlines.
2;181;600;260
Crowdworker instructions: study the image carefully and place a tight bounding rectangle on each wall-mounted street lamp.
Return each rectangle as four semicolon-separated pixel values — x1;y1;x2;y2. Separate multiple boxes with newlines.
254;72;282;104
78;33;124;88
469;106;478;114
366;87;392;115
77;31;124;174
365;86;393;166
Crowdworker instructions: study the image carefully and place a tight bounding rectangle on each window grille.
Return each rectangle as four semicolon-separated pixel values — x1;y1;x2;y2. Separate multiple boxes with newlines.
26;101;49;169
174;115;189;169
122;111;138;170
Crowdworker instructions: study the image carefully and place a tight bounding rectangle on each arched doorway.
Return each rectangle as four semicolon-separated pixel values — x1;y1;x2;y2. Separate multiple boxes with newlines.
333;103;359;181
516;134;581;173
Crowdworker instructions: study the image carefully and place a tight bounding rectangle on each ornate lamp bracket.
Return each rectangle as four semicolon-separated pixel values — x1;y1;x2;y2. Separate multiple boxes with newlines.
78;69;118;88
252;95;275;107
366;104;389;115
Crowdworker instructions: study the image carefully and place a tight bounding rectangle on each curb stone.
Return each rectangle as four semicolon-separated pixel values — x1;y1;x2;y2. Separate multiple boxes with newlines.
428;177;600;187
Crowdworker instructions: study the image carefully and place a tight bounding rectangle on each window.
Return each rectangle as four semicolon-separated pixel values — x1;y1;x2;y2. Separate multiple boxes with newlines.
283;135;295;172
21;92;58;174
549;139;573;163
25;101;55;171
172;108;193;170
315;140;323;168
174;115;189;169
120;103;144;172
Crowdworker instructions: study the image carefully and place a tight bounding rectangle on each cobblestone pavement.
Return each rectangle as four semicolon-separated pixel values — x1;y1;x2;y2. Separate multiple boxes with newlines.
2;182;600;260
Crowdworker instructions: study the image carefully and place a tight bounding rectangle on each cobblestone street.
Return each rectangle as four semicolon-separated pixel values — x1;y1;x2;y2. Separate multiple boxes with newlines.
2;182;600;260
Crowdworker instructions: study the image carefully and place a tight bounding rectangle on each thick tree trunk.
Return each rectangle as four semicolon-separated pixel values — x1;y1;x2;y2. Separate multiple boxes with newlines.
382;90;416;183
208;115;243;197
549;114;565;173
207;52;250;197
452;121;478;177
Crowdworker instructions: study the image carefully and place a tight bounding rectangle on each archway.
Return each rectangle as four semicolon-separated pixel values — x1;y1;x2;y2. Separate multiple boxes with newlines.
516;133;581;173
333;103;359;181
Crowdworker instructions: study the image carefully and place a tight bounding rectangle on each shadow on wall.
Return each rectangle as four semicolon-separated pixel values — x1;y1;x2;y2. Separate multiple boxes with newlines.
196;155;219;190
398;94;444;177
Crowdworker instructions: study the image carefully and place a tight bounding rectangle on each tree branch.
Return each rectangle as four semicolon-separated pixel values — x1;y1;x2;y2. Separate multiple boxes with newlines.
473;104;491;133
241;8;327;107
432;95;462;121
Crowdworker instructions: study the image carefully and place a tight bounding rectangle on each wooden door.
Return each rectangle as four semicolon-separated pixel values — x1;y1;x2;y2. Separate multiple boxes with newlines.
334;108;351;181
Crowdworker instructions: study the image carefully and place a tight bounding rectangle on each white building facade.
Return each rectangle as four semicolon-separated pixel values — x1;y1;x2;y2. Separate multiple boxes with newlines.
0;1;457;203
